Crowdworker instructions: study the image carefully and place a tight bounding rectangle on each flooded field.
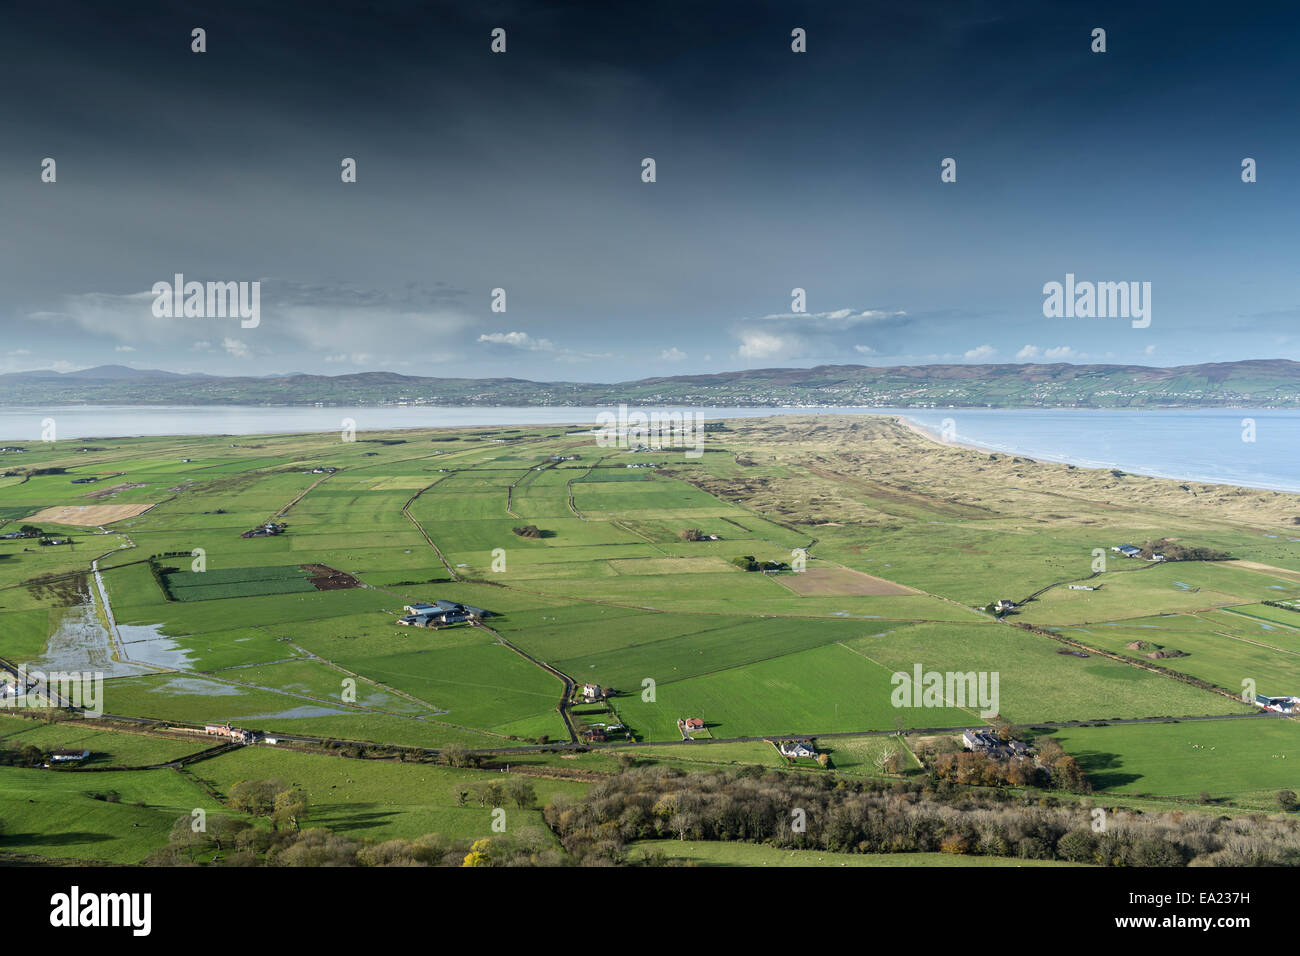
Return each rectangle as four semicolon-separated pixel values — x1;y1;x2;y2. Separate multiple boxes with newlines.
116;623;196;670
30;587;155;679
149;676;246;697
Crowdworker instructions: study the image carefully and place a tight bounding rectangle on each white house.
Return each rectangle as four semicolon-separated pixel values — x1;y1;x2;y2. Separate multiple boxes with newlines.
49;749;90;763
1255;695;1300;714
777;740;816;759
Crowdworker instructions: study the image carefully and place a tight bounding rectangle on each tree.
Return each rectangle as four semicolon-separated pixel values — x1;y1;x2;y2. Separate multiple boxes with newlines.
507;779;537;809
272;788;308;831
873;745;899;773
1052;755;1093;794
439;743;473;768
167;815;203;862
462;837;493;867
228;779;284;817
208;815;251;852
1277;789;1297;812
1056;828;1097;863
228;779;305;830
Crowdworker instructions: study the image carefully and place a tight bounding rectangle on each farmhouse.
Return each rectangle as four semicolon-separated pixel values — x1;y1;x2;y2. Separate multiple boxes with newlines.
962;729;1033;760
396;600;490;627
48;749;90;763
993;599;1018;613
1254;695;1300;714
962;729;999;751
683;717;705;732
241;522;286;538
776;739;817;759
579;683;603;701
205;723;261;744
1113;544;1142;558
1068;584;1096;591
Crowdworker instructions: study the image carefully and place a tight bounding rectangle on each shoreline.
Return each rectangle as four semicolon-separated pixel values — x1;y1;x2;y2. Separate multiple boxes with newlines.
892;416;991;455
891;413;1300;495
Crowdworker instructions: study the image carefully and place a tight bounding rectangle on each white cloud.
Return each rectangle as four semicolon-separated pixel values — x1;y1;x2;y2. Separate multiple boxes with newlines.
737;330;792;360
1144;344;1156;356
1017;344;1082;361
114;345;136;353
731;306;909;363
756;308;907;330
964;344;996;361
660;347;687;361
477;331;609;363
478;331;555;352
223;338;250;359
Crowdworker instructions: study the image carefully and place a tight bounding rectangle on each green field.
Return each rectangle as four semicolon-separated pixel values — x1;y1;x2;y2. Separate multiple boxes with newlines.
1053;717;1300;807
4;415;1299;864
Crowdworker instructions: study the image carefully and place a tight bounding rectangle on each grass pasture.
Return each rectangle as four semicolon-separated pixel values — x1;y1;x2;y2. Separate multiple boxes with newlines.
1054;717;1300;807
2;415;1299;863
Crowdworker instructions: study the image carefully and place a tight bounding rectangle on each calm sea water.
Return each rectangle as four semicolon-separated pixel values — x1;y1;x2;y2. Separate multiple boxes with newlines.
895;407;1300;493
0;404;1295;492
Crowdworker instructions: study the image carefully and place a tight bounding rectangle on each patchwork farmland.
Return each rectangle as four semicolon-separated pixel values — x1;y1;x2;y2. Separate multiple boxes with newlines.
1;414;1299;865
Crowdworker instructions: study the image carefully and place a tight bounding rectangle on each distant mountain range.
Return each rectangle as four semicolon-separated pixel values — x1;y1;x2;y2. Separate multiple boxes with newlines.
1;360;1298;408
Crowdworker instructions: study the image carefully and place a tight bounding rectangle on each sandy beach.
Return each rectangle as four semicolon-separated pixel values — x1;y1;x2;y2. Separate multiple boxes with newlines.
891;415;992;455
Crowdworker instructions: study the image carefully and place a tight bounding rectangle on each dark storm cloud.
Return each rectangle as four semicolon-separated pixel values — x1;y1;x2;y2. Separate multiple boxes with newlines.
3;1;1299;377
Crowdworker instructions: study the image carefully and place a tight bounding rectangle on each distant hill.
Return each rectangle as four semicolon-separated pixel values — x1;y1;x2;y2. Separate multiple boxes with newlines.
0;360;1297;408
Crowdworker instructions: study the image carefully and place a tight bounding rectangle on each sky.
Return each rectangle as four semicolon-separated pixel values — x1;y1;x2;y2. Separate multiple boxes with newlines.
2;0;1299;382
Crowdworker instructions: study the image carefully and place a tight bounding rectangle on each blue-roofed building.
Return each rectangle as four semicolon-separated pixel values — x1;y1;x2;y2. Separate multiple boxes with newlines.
397;600;491;627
